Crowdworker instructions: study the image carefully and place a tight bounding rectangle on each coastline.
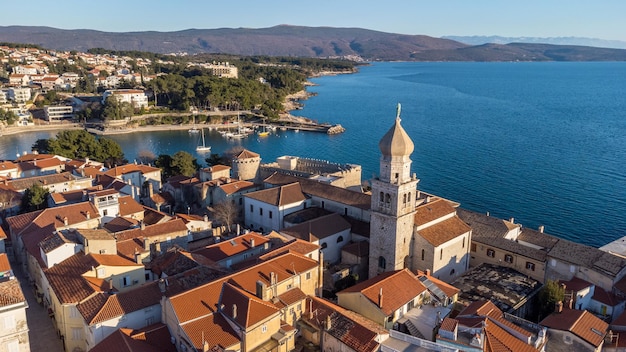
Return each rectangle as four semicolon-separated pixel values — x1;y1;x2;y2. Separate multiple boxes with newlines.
0;69;355;138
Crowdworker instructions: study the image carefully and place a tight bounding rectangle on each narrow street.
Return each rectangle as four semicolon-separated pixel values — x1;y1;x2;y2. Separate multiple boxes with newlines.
13;264;65;352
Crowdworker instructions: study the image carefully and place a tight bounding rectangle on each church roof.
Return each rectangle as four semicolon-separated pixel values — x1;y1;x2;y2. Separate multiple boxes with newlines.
378;114;414;158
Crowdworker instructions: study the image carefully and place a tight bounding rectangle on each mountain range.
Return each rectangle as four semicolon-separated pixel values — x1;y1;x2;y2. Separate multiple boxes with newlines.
1;25;626;62
443;35;626;49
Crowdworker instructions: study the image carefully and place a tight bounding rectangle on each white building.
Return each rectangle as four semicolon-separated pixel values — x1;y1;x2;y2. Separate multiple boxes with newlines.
102;89;148;108
0;254;29;352
44;105;74;122
8;88;31;103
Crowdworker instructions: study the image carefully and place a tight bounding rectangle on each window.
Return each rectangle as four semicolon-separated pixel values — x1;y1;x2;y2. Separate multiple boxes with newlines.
385;193;391;204
239;198;242;205
504;254;513;263
103;209;108;216
421;249;425;261
570;265;576;273
250;204;253;212
379;192;384;203
72;327;82;340
471;243;477;252
526;262;535;271
407;192;411;203
321;242;327;249
550;259;556;267
97;267;106;278
4;315;15;329
121;276;131;287
440;248;443;260
306;272;311;280
344;207;348;216
322;201;325;208
450;269;455;276
378;256;386;269
462;237;465;248
487;249;495;257
269;211;273;219
69;306;79;318
259;208;263;216
262;325;267;333
403;193;407;204
337;236;344;243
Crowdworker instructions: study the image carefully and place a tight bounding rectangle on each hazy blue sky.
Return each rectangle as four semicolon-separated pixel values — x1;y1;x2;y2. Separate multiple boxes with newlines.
2;0;625;41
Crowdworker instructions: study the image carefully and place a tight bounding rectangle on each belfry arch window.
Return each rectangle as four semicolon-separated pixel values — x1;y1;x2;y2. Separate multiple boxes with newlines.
385;193;391;204
379;192;384;204
403;194;407;204
378;256;386;269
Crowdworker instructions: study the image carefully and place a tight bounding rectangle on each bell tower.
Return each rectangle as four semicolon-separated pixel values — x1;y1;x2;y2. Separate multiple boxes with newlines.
369;104;419;279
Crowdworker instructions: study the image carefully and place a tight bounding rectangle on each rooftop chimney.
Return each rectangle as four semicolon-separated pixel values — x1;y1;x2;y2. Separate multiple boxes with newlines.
555;301;563;313
63;216;68;226
509;217;514;223
425;269;431;276
86;211;90;220
538;225;545;233
378;288;383;308
250;238;255;247
232;304;237;319
325;315;332;331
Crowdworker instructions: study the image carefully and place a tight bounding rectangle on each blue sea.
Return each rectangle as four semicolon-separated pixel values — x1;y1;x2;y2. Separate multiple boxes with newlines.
1;62;625;247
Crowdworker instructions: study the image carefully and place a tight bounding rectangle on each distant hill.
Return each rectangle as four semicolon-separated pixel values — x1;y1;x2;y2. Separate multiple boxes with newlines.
443;35;626;50
1;25;625;61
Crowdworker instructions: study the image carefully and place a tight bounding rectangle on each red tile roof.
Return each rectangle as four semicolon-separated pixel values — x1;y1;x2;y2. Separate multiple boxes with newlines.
192;232;269;262
416;215;471;247
281;213;351;241
414;198;456;226
180;313;240;351
6;201;100;238
540;308;608;347
114;219;188;241
219;180;256;195
118;196;145;216
303;296;386;352
219;281;280;328
0;278;26;308
415;270;460;298
90;324;175;352
77;281;162;324
0;253;10;272
244;182;307;206
235;149;259;159
337;269;427;316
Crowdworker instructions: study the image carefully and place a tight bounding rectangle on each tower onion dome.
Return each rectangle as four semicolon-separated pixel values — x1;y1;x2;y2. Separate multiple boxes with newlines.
378;103;414;157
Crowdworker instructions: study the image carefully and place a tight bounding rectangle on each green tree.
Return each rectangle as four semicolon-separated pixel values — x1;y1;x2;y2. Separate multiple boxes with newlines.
155;154;174;179
0;108;17;125
170;151;198;177
98;137;126;167
537;280;565;320
21;184;49;213
37;130;125;164
31;139;51;154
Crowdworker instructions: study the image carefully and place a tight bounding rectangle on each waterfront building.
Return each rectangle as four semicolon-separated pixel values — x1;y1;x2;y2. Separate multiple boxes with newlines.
7;87;31;102
44;104;74;122
101;89;148;108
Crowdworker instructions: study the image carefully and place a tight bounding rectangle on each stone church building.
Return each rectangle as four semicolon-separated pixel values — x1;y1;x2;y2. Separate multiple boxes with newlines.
369;105;471;282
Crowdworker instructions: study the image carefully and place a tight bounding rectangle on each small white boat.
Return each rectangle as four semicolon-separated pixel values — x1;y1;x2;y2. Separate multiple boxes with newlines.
196;129;211;152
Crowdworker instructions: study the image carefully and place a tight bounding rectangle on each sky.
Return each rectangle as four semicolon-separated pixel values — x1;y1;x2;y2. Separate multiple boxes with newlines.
2;0;625;41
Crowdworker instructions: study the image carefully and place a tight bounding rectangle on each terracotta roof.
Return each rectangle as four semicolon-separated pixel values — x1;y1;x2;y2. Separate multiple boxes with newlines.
114;218;188;241
304;296;386;352
38;231;70;253
103;163;159;177
77;281;162;324
8;171;74;191
219;281;280;328
0;254;10;272
150;248;217;277
416;215;471;247
484;318;538;352
6;201;100;238
219;180;256;195
118;196;144;216
0;161;17;170
264;173;371;210
277;288;307;307
235;149;259;159
559;277;592;293
592;286;621;307
230;238;320;270
245;182;306;206
104;217;139;232
205;164;231;172
192;232;269;262
414;198;456;227
612;309;626;327
44;252;140;304
0;278;26;308
337;269;427;316
281;213;351;241
440;317;458;332
168;252;318;324
90;324;175;352
179;313;239;351
540;308;608;347
116;238;145;262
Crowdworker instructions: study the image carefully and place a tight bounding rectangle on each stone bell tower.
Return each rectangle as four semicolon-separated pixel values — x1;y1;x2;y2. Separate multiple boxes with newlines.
368;104;419;279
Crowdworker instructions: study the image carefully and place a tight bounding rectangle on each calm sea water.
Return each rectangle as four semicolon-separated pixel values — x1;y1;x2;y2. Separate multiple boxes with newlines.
1;62;625;247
